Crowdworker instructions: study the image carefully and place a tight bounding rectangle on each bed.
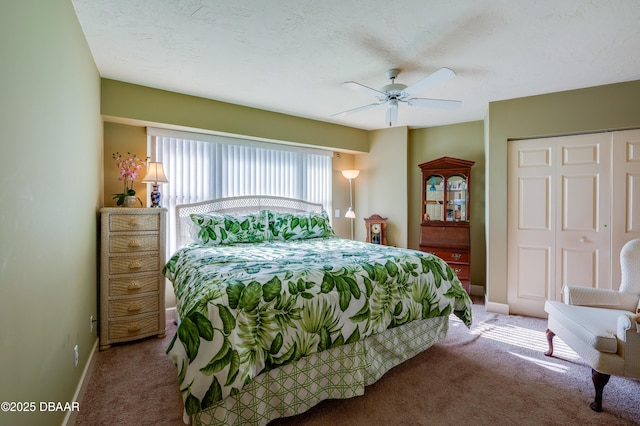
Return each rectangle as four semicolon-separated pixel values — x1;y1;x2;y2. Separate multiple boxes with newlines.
163;196;473;425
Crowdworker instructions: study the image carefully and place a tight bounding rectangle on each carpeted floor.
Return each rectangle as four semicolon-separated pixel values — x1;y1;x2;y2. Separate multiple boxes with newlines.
73;300;640;425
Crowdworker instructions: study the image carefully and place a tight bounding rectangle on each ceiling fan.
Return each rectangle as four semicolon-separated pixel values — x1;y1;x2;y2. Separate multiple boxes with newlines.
332;67;461;127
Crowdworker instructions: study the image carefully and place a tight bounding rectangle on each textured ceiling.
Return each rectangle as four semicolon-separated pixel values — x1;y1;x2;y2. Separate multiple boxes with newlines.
72;0;640;130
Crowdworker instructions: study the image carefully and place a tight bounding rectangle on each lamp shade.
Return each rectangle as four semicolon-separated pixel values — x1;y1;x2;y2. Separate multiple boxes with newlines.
345;207;356;218
142;162;169;184
341;169;360;180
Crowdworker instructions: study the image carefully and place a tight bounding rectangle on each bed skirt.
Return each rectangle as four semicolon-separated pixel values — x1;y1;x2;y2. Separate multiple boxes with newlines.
190;315;449;426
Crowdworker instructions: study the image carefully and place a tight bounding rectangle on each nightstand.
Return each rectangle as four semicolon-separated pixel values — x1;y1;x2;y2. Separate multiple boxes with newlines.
99;208;167;350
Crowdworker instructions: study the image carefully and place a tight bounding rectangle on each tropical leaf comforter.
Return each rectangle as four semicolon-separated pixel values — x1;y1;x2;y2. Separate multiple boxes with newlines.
163;237;472;418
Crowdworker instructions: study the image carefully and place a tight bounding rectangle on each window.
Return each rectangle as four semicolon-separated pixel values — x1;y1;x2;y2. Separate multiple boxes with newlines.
147;128;333;255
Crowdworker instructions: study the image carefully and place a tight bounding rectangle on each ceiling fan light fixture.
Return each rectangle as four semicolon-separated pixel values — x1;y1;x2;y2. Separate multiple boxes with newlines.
386;100;398;127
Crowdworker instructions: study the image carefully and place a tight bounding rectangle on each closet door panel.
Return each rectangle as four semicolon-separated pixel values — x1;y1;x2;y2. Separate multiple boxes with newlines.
612;129;640;289
507;139;556;317
555;134;610;291
516;245;551;300
626;173;640;233
508;133;611;317
560;247;599;288
561;175;599;231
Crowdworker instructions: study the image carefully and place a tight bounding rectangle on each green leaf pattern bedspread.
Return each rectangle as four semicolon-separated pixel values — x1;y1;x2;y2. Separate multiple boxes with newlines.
163;237;472;417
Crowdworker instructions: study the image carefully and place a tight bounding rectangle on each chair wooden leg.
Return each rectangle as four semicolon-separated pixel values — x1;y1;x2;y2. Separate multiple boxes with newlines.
544;329;555;356
590;369;611;412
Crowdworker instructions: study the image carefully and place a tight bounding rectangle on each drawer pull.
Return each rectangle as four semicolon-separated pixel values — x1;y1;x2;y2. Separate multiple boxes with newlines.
127;302;142;312
128;239;141;248
453;268;463;274
128;219;140;227
451;253;462;260
127;280;142;291
128;260;142;269
127;323;141;333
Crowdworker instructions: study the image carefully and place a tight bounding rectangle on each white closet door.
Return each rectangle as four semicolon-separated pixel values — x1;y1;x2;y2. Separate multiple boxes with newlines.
611;129;640;289
555;133;611;295
507;138;555;317
507;133;611;317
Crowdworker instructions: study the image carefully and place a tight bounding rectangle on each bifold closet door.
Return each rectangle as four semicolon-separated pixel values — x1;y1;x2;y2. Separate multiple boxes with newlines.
507;133;611;317
611;129;640;289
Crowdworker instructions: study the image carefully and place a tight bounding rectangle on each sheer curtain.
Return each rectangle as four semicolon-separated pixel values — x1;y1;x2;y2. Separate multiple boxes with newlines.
146;128;333;255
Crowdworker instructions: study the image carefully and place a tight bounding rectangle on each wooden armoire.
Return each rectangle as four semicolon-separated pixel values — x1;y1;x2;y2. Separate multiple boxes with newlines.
419;157;474;293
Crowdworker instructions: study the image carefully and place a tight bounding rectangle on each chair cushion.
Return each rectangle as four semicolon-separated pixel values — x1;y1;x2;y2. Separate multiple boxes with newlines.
544;301;626;354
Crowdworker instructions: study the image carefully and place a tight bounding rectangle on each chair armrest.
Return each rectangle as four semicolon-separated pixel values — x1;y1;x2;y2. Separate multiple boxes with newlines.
621;314;640;378
617;312;636;339
564;286;639;311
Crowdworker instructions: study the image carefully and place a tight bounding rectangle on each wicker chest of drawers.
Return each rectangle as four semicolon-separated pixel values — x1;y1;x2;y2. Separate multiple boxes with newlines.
99;208;167;350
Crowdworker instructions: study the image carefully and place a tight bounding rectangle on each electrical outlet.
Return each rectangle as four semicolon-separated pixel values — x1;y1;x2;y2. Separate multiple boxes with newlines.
335;209;340;218
90;315;94;333
73;345;79;367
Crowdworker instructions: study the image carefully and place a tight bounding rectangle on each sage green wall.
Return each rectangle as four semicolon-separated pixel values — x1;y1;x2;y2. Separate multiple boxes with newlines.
104;123;149;208
408;122;486;288
486;80;640;311
355;127;409;246
102;79;369;153
0;1;102;425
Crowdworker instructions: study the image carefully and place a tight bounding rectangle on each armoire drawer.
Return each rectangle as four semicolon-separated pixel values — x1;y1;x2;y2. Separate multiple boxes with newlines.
423;248;470;264
420;225;469;247
448;264;470;280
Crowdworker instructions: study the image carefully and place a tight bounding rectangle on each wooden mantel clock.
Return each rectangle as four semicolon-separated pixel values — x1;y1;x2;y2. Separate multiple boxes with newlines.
364;214;388;245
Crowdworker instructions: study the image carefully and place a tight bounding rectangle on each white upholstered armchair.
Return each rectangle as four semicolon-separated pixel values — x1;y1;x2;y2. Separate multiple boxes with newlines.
544;239;640;412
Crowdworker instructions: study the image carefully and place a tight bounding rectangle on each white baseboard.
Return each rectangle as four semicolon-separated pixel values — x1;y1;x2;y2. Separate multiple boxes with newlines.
62;338;99;426
485;299;510;315
166;306;177;324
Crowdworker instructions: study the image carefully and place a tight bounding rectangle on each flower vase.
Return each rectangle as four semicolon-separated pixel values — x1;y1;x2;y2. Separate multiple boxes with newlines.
123;196;138;208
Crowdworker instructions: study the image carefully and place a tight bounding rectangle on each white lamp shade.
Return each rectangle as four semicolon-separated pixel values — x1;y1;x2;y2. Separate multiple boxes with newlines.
341;169;360;180
345;207;356;218
142;162;169;184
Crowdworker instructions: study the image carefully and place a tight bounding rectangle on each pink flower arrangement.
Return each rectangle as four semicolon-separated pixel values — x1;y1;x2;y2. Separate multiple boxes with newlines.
112;152;148;206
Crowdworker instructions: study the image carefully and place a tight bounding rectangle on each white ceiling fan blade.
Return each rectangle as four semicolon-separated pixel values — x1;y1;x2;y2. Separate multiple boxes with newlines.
403;67;456;96
408;98;462;110
342;81;388;98
331;102;385;117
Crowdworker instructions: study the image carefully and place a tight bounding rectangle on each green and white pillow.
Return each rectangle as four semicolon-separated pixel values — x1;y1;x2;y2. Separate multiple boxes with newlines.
190;212;268;245
268;210;336;241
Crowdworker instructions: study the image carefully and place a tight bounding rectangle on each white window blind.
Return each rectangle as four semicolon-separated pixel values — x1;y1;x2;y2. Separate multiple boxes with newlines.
147;128;333;255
